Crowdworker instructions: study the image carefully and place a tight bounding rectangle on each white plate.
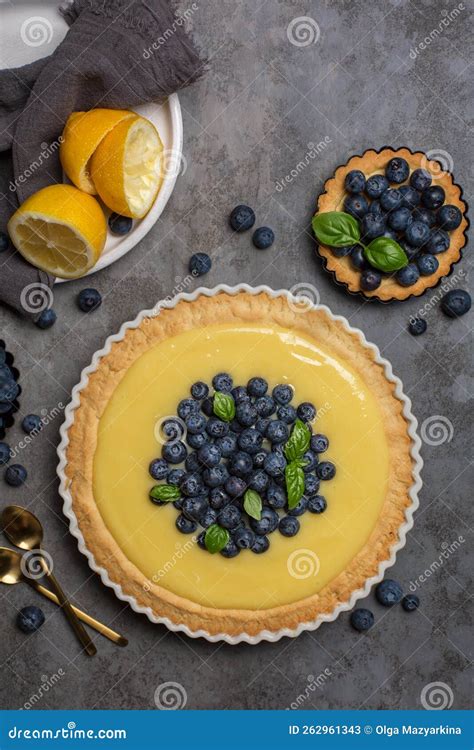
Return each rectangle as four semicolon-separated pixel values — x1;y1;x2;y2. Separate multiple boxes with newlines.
0;1;183;283
57;285;423;644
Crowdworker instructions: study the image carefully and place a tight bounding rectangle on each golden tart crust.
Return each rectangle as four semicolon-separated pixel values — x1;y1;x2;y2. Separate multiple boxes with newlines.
65;291;415;638
316;147;468;302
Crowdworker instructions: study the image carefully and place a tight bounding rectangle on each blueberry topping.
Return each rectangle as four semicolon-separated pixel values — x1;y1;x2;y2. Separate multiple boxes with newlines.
17;605;45;633
215;433;238;457
343;194;369;220
229;204;255;232
4;464;27;486
360;269;382;292
21;414;42;435
402;594;420;612
360;213;385;240
412;207;436;227
229;450;253;478
296;402;316;423
162;441;187;464
387;207;412;232
408;318;427;336
255;418;270;435
330;245;353;258
305;474;321;499
198;443;222;468
231;386;250;405
180;472;204;497
396;263;420;287
0;442;11;465
108;212;133;235
251;535;270;554
398;185;420;209
201;397;214;417
410;169;432;192
203;464;229;488
308;494;326;513
310;434;329;453
437;204;462;231
187;432;208;450
416;254;439;276
385;157;409;184
344;170;366;194
250;507;279;535
254;395;276;417
380;188;402;212
177;398;200;420
440;289;471;318
168;468;185;486
421;185;445;210
316;461;336;481
221;539;240;558
272;384;293;405
248;469;269;493
350;246;369;271
182;495;209;521
426;229;450;255
238;428;263;455
350;608;374;632
149;458;169;480
185;452;201;472
236;402;258;427
405;220;430;248
367;200;385;219
279;516;300;537
266;419;289;444
206;417;229;438
365;174;389;199
209;487;231;510
375;579;403;606
287;496;308;517
185;413;206;434
212;372;233;392
224;476;247;498
233;527;255;549
189;252;212;277
78;288;102;313
301;450;318;473
35;309;57;329
176;514;197;534
191;381;209;400
276;404;297;424
217;504;242;529
252;227;274;249
266;482;286;509
247;377;268;398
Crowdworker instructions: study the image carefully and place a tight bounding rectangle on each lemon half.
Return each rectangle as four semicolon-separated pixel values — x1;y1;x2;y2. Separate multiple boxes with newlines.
8;185;107;279
90;115;164;219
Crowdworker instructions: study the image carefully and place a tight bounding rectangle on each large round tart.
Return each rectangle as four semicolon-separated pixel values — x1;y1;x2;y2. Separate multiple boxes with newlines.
59;286;421;643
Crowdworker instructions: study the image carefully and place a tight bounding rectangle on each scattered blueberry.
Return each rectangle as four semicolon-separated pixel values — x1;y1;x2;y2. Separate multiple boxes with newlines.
375;579;403;606
229;205;256;232
21;414;42;435
229;451;253;478
250;507;279;535
421;185;445;210
182;495;208;521
266;482;287;508
168;468;185;486
203;464;229;488
277;405;297;424
343;194;369;220
402;594;420;612
216;434;238;457
279;516;300;537
252;227;274;250
149;458;169;480
344;170;366;194
0;232;10;253
396;263;420;287
224;475;247;498
180;472;204;497
17;605;45;634
416;254;439;276
209;487;231;510
238;428;263;455
198;443;222;468
440;289;471;318
266;419;289;444
287;497;308;517
177;399;199;420
108;213;133;235
304;473;320;498
385;157;409;183
410;169;431;192
189;252;212;277
365;174;389;199
0;442;11;465
236;402;258;427
35;309;57;330
78;288;102;313
350;608;374;632
247;377;268;398
217;504;242;530
187;432;208;450
206;417;229;438
4;464;27;486
360;269;382;292
437;204;462;231
408;317;427;336
232;386;250;405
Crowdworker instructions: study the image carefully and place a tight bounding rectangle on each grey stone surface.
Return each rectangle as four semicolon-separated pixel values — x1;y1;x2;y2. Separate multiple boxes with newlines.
0;0;472;712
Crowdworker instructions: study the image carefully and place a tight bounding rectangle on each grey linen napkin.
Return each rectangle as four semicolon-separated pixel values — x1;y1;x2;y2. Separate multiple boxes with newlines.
0;0;204;320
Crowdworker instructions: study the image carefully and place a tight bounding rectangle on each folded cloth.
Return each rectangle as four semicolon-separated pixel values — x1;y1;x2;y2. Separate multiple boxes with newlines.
0;0;204;320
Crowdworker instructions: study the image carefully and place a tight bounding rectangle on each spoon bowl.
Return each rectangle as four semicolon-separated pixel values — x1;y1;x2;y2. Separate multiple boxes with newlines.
1;505;43;550
0;546;23;585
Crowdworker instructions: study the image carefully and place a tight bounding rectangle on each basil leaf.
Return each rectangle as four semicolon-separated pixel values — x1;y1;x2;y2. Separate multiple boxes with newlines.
284;418;311;462
312;211;360;248
213;391;235;422
149;485;180;502
364;237;408;272
205;524;230;554
285;461;305;509
243;489;262;520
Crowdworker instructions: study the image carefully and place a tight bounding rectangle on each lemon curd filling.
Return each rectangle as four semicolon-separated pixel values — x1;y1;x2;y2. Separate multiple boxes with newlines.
93;323;389;610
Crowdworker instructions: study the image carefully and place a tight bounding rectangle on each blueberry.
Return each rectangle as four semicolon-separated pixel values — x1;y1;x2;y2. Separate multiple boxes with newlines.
206;418;229;438
253;450;268;469
248;469;269;493
402;594;420;612
203;464;229;488
277;405;297;424
412;207;436;227
250;507;280;535
108;213;133;235
162;441;187;464
198;443;222;468
182;495;209;521
421;185;445;210
251;535;270;554
185;413;206;434
254;397;275;419
264;451;286;478
375;579;403;606
177;399;200;420
399;185;420;209
221;539;240;558
350;608;374;632
405;220;430;248
416;254;439;276
343;194;369;220
396;263;420;287
388;207;412;232
190;381;209;400
187;432;209;450
197;530;207;549
441;289;471;318
176;514;197;534
189;252;212;277
255;418;270;435
217;504;242;529
301;450;318;473
0;232;10;253
252;227;274;249
266;419;289;444
233;527;255;549
308;494;326;513
272;384;293;405
287;496;308;517
426;229;450;254
212;372;233;392
410;169;432;192
168;468;185;486
247;377;268;398
360;269;382;292
266;482;287;509
385;157;409;184
344;170;366;194
77;288;102;313
279;516;300;537
17;605;45;634
185;452;201;472
360;213;385;240
365;174;389;199
316;461;336;481
399;240;419;261
4;464;27;486
238;428;263;455
297;402;316;423
310;434;329;453
231;386;250;405
236;402;257;427
209;487;231;510
180;472;204;497
149;458;169;480
229;204;256;232
215;433;238;457
21;414;42;435
173;498;184;510
380;188;402;212
229;419;244;434
437;204;462;231
350;246;369;271
35;309;57;329
408;318;427;336
225;476;247;498
0;442;11;465
304;474;321;499
229;451;253;477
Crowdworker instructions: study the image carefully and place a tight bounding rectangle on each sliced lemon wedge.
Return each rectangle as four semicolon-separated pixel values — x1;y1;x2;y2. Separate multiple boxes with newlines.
90;115;164;219
8;184;107;279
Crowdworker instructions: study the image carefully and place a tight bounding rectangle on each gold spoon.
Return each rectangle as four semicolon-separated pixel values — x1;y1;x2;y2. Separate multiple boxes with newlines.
0;547;128;647
1;505;97;656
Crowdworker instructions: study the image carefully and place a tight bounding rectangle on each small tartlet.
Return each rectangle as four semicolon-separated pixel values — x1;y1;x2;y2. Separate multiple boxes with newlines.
315;147;469;302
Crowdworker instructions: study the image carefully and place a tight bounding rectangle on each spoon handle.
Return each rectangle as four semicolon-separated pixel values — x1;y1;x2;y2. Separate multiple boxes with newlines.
39;556;97;656
28;580;128;647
